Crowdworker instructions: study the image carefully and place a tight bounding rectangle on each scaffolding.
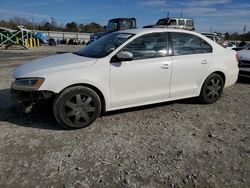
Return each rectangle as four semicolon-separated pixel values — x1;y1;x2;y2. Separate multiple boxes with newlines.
0;26;39;49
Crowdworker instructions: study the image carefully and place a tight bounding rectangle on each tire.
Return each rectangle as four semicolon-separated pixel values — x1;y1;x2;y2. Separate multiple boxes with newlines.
53;86;101;129
199;73;224;104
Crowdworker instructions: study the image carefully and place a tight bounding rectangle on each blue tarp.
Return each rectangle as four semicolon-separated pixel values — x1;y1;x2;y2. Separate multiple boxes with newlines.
34;32;50;44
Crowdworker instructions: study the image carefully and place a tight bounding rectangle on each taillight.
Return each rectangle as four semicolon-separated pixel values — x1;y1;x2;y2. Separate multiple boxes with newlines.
236;53;240;63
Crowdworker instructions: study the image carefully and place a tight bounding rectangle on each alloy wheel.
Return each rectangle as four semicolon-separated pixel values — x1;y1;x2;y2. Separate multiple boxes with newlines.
63;94;96;127
205;78;223;101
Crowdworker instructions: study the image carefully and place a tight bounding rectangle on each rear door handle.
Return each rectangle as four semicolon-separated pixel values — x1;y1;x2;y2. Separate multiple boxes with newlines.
161;63;169;69
201;60;208;64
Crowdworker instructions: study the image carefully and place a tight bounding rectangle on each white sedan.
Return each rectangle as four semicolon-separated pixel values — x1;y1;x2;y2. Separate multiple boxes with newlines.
11;28;239;129
224;42;236;50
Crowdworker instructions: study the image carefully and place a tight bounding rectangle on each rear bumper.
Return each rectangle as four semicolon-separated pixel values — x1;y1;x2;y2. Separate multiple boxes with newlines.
225;68;239;88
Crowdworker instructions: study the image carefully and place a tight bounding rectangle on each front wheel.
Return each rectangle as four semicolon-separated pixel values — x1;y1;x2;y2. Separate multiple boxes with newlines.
199;73;224;104
53;86;101;129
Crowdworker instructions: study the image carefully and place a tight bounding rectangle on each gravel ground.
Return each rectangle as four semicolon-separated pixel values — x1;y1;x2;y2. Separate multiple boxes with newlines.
0;46;249;188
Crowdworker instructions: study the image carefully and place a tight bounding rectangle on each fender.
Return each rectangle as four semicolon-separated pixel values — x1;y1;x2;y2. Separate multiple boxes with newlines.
40;78;111;110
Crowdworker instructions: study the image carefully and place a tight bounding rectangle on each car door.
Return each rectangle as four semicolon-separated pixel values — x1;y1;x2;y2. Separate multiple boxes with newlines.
169;32;213;98
110;32;172;108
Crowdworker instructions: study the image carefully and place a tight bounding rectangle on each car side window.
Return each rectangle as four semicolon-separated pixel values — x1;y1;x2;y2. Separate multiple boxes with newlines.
201;38;213;53
121;33;168;60
178;20;185;26
171;32;212;55
168;19;177;26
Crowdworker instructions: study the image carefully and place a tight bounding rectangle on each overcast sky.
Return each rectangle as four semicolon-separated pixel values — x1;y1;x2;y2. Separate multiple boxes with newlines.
0;0;249;33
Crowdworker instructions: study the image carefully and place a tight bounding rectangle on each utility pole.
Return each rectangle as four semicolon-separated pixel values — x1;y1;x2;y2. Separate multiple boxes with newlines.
164;10;169;18
51;17;54;31
32;15;35;31
180;11;182;18
210;26;213;33
243;25;247;41
243;25;247;35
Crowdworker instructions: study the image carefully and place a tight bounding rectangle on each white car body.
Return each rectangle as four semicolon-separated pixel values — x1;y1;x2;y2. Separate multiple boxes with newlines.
12;28;239;112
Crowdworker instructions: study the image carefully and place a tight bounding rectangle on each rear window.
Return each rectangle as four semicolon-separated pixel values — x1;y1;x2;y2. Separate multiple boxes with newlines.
186;20;194;27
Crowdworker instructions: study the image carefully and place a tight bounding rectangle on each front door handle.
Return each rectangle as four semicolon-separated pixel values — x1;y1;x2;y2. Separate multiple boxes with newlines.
201;60;208;64
161;63;169;69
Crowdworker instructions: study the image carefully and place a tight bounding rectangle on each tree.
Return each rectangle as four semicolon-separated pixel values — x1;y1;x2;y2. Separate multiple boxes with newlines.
230;32;240;40
0;20;16;28
51;17;57;31
79;23;85;32
43;22;52;31
66;22;78;32
10;16;30;25
224;32;230;40
78;22;103;33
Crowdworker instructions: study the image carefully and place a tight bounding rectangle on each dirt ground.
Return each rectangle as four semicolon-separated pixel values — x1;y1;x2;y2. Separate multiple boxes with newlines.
0;45;249;188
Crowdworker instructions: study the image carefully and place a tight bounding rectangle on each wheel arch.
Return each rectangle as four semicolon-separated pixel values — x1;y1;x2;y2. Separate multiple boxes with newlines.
199;70;226;94
57;83;107;113
211;71;226;83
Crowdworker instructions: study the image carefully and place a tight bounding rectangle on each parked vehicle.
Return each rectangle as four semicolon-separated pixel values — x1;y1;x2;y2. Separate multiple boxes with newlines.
201;32;224;45
11;28;239;129
225;42;236;50
238;47;250;66
90;17;136;42
232;43;250;51
143;17;195;31
230;41;240;47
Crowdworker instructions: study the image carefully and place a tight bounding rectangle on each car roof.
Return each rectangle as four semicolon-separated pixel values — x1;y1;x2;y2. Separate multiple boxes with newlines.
158;17;193;20
109;17;135;21
117;28;198;35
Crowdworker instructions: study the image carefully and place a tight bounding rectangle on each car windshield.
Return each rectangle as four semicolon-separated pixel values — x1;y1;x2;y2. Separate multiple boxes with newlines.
107;20;118;32
76;32;135;58
119;20;134;30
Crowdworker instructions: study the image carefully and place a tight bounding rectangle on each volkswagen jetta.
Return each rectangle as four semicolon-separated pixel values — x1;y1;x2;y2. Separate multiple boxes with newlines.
11;28;239;129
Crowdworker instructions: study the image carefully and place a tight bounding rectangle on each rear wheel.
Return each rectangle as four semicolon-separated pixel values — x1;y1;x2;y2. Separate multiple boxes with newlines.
53;86;101;129
199;73;224;104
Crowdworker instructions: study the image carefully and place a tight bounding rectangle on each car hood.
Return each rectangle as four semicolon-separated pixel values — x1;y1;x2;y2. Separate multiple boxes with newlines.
12;53;97;78
238;49;250;60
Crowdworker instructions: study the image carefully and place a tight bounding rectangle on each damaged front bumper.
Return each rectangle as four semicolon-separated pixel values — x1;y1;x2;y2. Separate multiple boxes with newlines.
11;89;55;113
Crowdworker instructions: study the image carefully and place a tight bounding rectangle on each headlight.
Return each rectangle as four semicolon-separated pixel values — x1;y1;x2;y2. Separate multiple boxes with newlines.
11;78;45;91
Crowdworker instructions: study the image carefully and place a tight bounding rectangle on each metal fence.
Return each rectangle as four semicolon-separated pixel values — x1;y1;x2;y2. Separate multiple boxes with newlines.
34;30;92;43
0;26;92;48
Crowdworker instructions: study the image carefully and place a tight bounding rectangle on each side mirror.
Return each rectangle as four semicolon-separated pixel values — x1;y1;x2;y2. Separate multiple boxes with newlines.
116;51;133;61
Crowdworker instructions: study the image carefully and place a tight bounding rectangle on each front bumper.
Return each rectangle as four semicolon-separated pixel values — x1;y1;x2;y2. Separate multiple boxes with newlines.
11;88;54;104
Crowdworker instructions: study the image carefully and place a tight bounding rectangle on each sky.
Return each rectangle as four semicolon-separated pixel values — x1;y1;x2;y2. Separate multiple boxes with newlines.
0;0;249;33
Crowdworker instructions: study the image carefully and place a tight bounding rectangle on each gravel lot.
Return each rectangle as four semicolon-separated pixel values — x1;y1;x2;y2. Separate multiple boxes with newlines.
0;45;249;188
